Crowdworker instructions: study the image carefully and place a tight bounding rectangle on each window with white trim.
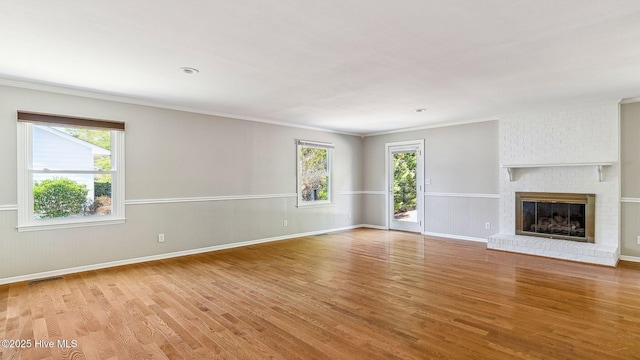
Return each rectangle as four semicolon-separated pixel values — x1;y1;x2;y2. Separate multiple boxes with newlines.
296;140;334;206
17;111;125;231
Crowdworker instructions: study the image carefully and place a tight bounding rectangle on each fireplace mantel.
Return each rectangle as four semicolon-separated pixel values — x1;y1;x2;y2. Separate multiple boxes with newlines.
501;162;614;182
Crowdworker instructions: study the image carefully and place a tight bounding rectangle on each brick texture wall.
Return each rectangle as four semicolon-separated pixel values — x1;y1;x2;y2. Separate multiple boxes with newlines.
498;102;620;247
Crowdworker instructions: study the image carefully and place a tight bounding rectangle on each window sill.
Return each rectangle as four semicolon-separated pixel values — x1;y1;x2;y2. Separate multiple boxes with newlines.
16;217;126;232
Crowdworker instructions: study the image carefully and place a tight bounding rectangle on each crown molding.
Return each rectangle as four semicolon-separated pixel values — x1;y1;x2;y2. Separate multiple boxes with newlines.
0;77;360;137
363;117;499;137
620;97;640;105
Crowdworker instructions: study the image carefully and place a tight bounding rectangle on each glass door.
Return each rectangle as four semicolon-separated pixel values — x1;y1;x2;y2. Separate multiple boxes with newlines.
387;141;424;232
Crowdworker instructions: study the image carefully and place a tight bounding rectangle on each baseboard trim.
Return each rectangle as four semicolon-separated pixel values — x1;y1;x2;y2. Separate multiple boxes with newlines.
360;224;387;230
0;225;494;284
422;231;488;243
619;255;640;263
0;224;363;285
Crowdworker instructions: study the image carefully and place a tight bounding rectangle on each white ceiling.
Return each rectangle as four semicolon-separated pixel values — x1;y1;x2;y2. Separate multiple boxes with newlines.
2;1;640;135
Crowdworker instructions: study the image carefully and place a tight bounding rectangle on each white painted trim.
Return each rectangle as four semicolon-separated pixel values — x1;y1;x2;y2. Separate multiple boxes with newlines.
618;103;622;265
620;255;640;263
386;139;425;233
501;162;615;182
361;190;386;195
17;122;126;231
501;162;615;168
621;198;640;203
0;78;359;137
620;97;640;105
0;205;18;212
113;130;126;219
0;224;364;285
360;224;387;230
125;193;297;205
16;122;31;227
296;141;334;207
422;231;488;243
338;191;387;195
338;191;364;195
424;192;500;199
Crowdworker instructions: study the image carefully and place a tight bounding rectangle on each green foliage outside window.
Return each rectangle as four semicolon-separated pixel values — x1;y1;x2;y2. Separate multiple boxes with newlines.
300;147;329;201
94;181;112;197
393;152;417;213
33;178;89;218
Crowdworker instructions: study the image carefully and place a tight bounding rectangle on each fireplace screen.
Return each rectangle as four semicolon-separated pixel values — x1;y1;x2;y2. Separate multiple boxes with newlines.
516;192;595;243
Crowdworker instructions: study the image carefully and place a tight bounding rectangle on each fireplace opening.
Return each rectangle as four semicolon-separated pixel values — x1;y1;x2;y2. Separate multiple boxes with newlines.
515;192;595;243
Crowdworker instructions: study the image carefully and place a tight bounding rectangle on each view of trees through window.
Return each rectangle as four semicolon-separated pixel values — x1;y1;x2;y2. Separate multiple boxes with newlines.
32;126;112;219
299;147;329;202
393;152;417;216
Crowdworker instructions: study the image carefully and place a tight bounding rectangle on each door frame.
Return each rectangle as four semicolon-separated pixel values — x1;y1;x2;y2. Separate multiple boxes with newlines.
385;139;424;233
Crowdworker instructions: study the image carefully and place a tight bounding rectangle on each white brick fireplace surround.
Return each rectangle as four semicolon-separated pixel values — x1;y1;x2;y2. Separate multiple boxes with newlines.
489;102;620;266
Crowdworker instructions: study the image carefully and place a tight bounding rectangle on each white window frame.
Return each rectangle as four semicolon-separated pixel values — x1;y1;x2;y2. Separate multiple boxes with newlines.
17;114;126;231
296;140;334;207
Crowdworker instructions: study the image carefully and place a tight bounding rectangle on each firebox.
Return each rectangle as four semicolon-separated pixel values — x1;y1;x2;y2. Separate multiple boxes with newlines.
515;192;595;243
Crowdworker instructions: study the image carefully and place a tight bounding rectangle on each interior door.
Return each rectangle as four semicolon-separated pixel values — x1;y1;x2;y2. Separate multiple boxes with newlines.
387;141;424;232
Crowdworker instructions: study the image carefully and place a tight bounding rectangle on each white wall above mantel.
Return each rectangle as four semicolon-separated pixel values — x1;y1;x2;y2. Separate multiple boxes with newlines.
498;102;620;258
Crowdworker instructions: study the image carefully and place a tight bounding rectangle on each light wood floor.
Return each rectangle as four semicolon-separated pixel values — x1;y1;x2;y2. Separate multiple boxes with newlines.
2;229;640;359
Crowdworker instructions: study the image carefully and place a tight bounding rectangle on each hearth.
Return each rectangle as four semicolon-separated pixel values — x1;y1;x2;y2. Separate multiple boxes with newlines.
515;192;595;243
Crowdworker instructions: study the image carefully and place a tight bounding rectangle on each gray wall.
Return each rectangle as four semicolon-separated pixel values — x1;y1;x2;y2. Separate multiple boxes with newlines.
362;121;500;239
621;102;640;257
12;82;636;280
0;84;363;281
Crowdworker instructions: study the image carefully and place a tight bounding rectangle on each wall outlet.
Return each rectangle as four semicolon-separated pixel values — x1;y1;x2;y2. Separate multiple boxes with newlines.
158;233;165;243
485;222;491;230
425;178;431;185
348;213;352;219
637;235;640;245
283;220;288;227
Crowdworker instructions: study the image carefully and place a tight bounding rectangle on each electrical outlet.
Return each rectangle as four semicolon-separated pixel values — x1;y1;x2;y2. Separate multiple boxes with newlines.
637;235;640;245
283;220;288;227
348;213;352;219
485;222;491;230
425;178;431;185
158;233;165;243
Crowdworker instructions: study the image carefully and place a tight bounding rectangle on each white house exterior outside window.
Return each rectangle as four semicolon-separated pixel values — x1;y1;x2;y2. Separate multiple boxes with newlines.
17;111;125;231
296;140;334;207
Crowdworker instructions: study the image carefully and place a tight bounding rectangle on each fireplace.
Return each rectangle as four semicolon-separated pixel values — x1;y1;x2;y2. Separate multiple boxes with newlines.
515;192;595;243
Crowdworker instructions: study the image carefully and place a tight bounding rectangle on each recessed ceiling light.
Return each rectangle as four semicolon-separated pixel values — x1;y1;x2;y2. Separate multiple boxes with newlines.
180;67;199;75
416;108;427;113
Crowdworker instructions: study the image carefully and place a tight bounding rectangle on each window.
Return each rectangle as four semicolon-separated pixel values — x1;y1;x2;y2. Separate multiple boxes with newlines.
296;140;334;207
17;111;125;231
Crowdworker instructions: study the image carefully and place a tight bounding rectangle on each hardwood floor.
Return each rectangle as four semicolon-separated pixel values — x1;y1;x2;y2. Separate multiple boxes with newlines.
2;228;640;359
